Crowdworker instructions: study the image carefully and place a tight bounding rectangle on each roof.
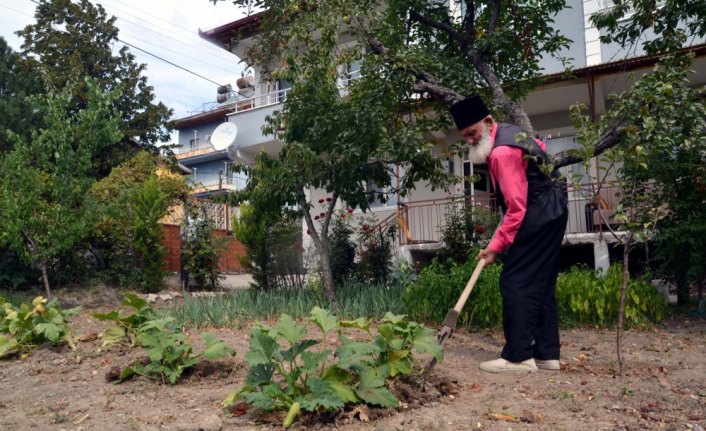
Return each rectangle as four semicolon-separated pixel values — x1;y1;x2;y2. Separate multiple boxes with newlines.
173;104;233;129
198;10;266;49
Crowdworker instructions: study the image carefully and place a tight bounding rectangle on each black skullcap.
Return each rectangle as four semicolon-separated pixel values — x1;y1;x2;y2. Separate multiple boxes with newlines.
449;94;490;131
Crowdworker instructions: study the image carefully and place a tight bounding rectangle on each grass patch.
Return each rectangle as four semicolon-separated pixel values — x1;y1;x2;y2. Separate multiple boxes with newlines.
0;289;36;307
166;281;406;328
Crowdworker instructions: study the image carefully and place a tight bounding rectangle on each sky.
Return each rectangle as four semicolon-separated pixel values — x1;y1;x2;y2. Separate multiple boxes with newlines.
0;0;251;143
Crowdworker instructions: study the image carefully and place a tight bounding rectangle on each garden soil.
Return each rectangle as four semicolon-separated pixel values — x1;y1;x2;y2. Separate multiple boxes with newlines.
0;286;704;431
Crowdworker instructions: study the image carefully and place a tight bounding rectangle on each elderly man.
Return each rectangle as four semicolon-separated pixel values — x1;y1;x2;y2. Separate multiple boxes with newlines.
449;94;568;373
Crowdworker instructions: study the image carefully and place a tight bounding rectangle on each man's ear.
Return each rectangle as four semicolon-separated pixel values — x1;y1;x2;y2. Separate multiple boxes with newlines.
483;116;494;127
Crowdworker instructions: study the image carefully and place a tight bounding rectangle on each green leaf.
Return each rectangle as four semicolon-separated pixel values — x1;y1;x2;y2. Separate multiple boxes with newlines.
0;336;18;358
308;307;338;335
117;366;137;383
34;322;60;342
121;292;149;312
300;377;345;411
339;317;371;331
246;328;280;365
91;310;123;322
246;363;276;387
202;333;236;360
281;339;318;362
300;349;330;372
388;349;412;376
356;365;398;408
323;366;358;404
411;326;444;361
101;326;126;346
336;339;380;369
276;314;307;344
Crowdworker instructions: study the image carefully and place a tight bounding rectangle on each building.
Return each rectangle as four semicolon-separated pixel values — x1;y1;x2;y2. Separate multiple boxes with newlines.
173;1;706;273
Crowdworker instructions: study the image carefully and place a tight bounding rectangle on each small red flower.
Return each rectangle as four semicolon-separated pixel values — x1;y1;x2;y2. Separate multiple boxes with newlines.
306;229;311;235
318;198;325;204
320;212;325;217
340;214;346;218
314;216;320;220
326;197;332;202
475;226;485;234
362;224;370;231
347;208;353;213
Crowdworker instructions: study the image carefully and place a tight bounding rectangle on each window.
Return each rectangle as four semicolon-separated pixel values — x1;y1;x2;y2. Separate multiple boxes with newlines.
366;164;403;209
189;138;199;150
463;161;490;194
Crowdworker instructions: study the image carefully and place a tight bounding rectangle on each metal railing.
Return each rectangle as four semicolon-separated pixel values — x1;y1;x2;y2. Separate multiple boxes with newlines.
372;182;626;248
176;88;292;155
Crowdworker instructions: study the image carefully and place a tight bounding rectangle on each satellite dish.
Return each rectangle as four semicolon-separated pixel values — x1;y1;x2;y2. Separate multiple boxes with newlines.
210;122;238;151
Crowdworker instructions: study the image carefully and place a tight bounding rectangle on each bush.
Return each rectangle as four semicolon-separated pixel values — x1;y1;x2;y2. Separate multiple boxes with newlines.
181;220;225;291
327;212;355;286
438;199;499;265
403;253;503;329
556;265;668;328
355;221;396;285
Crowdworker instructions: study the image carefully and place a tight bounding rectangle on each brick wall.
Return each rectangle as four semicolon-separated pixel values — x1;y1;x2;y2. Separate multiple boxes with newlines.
160;224;246;273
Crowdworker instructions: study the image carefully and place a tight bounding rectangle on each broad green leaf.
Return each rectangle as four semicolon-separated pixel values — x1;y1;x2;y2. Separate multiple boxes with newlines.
299;377;345;411
336;340;380;369
121;292;149;312
323;366;358;404
281;339;318;361
411;326;444;361
34;322;60;342
202;333;236;360
101;326;126;346
91;310;123;322
300;349;330;372
0;336;18;358
356;365;398;408
246;363;275;386
117;366;137;383
308;307;338;335
246;328;280;365
276;314;307;344
388;349;412;376
339;317;371;331
381;312;406;325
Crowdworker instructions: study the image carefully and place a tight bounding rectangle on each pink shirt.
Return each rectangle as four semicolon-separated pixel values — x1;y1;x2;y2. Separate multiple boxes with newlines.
486;124;548;253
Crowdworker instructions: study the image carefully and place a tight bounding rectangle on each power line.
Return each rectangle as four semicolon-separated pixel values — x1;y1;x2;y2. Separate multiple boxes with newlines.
25;0;229;88
119;38;225;86
93;0;243;74
0;2;34;19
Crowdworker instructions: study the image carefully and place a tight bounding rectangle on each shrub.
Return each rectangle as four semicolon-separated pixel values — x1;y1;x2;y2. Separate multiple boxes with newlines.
438;199;499;265
403;253;503;329
556;265;668;328
355;220;396;284
181;219;225;291
327;212;356;286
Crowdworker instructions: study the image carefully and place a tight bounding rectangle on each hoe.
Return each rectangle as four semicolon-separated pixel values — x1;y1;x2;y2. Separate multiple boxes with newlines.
424;257;486;375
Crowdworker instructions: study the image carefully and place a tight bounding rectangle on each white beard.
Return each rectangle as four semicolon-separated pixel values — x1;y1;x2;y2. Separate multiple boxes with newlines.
469;125;494;164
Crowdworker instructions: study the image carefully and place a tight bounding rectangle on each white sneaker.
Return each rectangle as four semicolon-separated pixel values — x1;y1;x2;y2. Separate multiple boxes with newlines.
479;358;538;373
535;359;561;371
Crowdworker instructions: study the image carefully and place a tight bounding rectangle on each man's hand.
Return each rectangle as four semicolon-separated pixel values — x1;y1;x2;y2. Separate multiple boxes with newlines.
477;247;498;266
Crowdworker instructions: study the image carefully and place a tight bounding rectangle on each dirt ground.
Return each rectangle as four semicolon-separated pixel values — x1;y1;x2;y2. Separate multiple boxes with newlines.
0;287;704;431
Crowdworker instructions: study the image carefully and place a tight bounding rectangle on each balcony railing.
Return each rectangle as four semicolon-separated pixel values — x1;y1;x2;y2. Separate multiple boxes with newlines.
372;182;626;248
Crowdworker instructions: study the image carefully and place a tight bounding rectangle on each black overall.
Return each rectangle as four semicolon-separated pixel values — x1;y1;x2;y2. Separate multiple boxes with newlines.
491;124;568;362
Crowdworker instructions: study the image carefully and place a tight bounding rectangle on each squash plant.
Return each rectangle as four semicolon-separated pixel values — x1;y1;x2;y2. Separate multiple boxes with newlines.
94;292;236;384
223;306;442;429
0;296;81;358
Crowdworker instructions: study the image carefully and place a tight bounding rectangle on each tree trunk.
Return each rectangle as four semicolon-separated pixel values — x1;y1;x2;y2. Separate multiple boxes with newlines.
319;248;339;312
40;259;52;300
616;244;630;376
676;277;690;306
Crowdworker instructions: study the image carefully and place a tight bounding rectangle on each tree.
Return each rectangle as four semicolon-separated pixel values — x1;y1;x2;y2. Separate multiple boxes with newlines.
0;37;43;154
591;0;706;308
89;151;189;289
591;0;706;55
571;53;706;374
0;78;122;299
17;0;173;174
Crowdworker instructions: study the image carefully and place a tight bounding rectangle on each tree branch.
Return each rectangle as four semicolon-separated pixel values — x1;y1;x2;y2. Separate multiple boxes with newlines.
488;0;502;36
552;126;626;169
409;10;467;45
463;0;475;44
